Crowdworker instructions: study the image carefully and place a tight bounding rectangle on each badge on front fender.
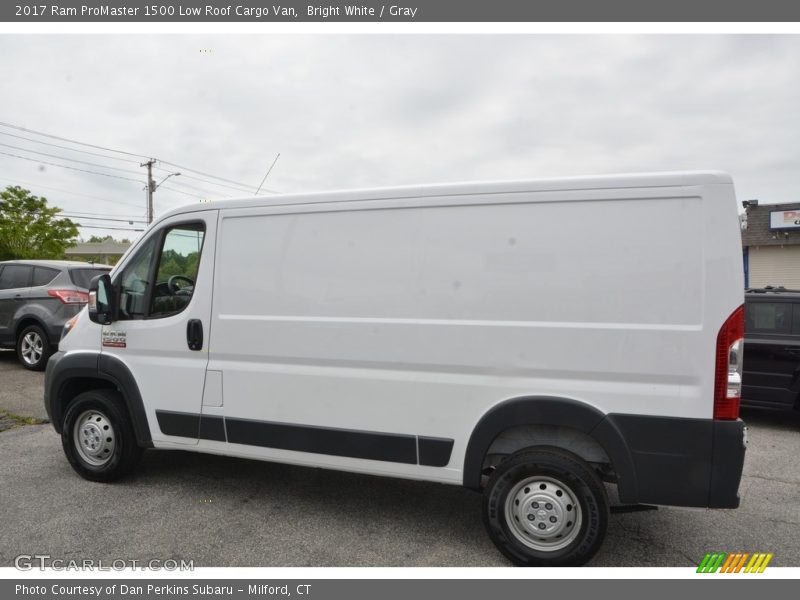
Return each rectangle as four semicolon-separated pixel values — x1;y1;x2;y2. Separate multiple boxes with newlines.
101;330;126;348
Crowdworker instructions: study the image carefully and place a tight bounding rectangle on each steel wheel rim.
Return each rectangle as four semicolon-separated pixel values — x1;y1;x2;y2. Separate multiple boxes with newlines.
504;475;583;552
73;410;116;466
20;332;44;365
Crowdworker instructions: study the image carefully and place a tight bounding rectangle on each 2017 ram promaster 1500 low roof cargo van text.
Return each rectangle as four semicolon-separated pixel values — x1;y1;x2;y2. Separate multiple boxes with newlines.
44;172;747;566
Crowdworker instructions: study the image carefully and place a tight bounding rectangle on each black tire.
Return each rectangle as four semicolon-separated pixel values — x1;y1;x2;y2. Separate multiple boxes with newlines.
16;324;53;371
61;390;143;482
483;446;609;567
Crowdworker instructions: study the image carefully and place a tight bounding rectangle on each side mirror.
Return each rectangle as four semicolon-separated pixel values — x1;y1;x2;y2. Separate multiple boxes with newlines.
88;273;115;325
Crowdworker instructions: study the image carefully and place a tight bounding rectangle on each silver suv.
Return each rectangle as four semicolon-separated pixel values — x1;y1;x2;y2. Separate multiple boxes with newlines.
0;260;111;370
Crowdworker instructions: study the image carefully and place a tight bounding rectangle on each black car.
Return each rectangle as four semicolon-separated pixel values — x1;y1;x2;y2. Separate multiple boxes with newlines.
741;287;800;412
0;260;112;370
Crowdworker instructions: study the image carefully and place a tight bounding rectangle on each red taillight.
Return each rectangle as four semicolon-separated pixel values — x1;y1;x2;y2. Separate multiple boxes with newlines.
48;289;89;304
714;304;744;420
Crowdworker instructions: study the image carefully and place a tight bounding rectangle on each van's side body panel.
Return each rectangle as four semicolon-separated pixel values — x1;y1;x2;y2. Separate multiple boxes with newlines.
49;172;745;505
187;174;741;486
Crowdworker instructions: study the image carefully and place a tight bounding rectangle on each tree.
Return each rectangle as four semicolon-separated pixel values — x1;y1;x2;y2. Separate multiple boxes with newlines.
86;234;131;244
0;186;79;260
87;234;112;243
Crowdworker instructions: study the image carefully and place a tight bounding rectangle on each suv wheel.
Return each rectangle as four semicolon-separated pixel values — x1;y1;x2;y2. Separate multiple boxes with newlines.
16;324;53;371
483;446;609;567
61;390;143;482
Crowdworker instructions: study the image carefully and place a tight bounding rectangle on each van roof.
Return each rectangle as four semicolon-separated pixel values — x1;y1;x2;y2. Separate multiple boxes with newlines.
158;170;733;221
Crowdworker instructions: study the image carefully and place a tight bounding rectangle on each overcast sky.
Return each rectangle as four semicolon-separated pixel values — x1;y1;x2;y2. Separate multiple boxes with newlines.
1;34;799;240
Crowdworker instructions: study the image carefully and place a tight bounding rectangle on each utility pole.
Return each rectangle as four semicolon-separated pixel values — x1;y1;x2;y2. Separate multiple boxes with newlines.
141;158;156;224
141;159;180;225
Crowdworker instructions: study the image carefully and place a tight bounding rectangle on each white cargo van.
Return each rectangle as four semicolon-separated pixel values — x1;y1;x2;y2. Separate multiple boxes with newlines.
45;172;747;566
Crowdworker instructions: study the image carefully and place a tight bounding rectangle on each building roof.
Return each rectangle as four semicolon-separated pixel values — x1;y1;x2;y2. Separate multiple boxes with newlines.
741;202;800;248
65;241;131;255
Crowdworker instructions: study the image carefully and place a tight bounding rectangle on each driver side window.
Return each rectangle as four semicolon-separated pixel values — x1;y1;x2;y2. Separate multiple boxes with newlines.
116;222;205;320
118;237;157;320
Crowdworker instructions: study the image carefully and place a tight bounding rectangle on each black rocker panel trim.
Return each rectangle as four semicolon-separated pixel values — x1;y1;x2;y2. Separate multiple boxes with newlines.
418;436;454;467
156;410;200;438
225;417;418;464
156;410;226;442
199;414;226;442
154;410;454;467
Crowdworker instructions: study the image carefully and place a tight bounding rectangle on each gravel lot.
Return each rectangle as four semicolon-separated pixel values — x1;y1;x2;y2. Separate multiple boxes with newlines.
1;349;799;567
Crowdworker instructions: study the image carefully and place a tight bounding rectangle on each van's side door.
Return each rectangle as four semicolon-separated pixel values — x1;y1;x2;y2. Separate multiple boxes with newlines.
101;212;218;445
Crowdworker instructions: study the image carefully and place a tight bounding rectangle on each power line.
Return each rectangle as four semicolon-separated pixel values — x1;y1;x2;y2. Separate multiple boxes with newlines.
0;141;145;175
0;151;145;184
4;207;145;231
157;159;276;193
0;209;143;231
172;173;251;194
0;121;149;160
59;209;144;219
0;130;141;164
0;176;146;210
0;120;280;220
159;184;208;200
153;166;253;195
0;121;268;192
60;213;148;224
0;205;142;223
73;223;145;232
158;178;233;199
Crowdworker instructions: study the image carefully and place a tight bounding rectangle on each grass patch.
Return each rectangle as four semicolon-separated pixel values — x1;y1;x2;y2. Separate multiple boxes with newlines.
0;410;47;432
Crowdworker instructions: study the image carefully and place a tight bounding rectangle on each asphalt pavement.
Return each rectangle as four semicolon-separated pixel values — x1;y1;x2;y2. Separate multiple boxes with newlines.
1;349;799;567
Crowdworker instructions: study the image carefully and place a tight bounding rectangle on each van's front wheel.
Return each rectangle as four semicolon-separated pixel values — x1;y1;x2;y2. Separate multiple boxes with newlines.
483;447;608;567
61;390;143;482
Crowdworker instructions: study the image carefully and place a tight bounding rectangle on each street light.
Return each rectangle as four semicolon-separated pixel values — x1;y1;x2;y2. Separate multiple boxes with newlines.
154;171;181;191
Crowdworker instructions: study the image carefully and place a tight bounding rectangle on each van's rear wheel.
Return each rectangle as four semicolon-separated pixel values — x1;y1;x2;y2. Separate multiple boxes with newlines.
61;390;143;482
483;447;608;566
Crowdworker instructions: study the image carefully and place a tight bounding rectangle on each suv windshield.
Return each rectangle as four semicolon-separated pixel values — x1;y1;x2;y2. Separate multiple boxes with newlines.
69;268;110;289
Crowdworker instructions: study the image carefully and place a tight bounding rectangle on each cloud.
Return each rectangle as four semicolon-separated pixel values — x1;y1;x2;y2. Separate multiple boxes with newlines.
1;34;798;238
